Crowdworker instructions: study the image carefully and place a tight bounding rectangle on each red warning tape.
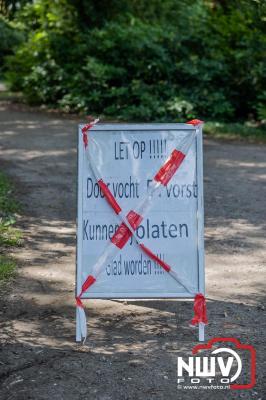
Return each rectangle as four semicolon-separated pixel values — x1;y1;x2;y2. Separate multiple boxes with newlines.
82;124;91;148
76;296;84;308
82;119;99;149
186;119;204;126
154;149;185;186
140;244;171;272
191;293;208;325
98;179;122;215
81;275;96;293
76;274;96;307
111;210;143;249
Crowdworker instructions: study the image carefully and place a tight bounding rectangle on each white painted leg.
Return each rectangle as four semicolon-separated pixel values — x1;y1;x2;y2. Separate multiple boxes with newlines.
198;322;205;342
76;307;82;342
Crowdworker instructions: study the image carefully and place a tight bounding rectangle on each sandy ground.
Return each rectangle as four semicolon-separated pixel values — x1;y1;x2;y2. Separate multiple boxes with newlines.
0;101;265;400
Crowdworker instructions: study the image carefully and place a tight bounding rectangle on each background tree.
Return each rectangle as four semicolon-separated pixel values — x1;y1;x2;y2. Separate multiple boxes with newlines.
1;0;266;122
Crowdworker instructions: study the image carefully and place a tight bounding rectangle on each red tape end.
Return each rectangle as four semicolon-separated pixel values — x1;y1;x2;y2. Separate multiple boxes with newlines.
98;179;122;214
191;293;208;325
154;149;185;186
81;119;99;148
81;275;96;294
111;210;143;249
81;124;93;148
82;123;94;134
186;119;204;126
82;132;88;148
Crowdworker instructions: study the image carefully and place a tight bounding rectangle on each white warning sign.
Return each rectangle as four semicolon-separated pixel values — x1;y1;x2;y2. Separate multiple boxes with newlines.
76;123;205;300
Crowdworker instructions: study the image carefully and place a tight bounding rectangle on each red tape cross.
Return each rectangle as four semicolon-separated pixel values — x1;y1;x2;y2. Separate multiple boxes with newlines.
111;210;143;249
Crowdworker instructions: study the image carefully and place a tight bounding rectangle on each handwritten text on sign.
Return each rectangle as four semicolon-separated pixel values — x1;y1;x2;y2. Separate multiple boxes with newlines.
114;139;167;160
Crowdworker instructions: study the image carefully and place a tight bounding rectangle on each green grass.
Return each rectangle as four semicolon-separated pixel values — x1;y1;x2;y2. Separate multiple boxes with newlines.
0;172;22;281
0;90;22;101
0;223;22;246
205;122;266;143
0;172;19;214
0;80;22;101
0;255;16;281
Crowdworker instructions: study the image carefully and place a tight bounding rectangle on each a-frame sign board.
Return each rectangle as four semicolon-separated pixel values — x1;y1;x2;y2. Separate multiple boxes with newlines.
76;122;205;342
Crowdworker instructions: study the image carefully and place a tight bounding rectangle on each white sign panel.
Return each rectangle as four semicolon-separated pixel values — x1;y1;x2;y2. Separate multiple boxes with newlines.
76;123;204;299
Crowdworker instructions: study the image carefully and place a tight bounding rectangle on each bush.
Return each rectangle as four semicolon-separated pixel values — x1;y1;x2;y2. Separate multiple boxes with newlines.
4;0;266;122
0;15;23;74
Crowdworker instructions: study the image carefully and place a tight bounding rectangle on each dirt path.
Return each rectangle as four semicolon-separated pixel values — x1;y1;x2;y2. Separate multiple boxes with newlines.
0;102;265;399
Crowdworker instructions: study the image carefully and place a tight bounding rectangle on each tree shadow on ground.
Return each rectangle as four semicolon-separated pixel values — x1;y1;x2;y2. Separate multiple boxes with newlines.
0;105;265;399
0;279;265;400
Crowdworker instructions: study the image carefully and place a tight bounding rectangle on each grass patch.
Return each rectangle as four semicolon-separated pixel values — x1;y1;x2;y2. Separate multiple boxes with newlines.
0;172;22;282
0;90;23;102
0;255;16;281
0;81;22;101
0;173;21;247
205;122;266;143
0;172;19;214
0;222;22;246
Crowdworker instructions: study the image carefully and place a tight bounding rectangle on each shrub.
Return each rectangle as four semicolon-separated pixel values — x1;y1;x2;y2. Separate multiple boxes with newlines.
0;15;23;74
4;0;266;121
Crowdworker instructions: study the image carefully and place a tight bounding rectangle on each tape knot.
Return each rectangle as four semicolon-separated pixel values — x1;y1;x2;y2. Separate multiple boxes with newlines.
191;293;208;325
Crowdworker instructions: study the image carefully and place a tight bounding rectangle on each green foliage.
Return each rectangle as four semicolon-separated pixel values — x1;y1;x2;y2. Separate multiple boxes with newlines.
3;0;266;121
205;122;266;143
0;15;24;73
0;0;29;18
256;91;266;121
